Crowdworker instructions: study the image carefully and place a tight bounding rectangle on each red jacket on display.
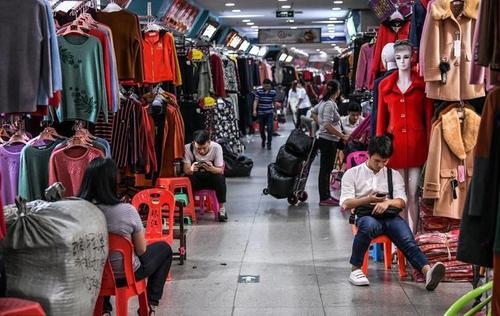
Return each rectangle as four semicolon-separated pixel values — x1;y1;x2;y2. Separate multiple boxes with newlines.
369;21;411;89
142;31;176;84
376;71;434;169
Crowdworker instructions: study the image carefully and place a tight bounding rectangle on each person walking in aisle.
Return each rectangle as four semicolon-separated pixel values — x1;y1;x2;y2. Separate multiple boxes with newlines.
253;79;277;149
288;80;312;129
183;130;228;222
312;80;349;206
340;136;445;289
80;157;173;315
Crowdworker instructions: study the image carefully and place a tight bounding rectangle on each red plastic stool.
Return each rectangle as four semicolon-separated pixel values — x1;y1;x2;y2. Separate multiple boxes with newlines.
351;225;407;278
157;177;197;223
93;234;149;316
0;298;45;316
194;190;220;221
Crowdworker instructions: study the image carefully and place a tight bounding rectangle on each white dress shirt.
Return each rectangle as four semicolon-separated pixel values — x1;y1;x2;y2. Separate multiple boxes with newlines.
339;162;407;208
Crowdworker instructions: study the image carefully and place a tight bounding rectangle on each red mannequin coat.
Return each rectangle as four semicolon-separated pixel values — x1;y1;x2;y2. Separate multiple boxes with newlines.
376;70;434;169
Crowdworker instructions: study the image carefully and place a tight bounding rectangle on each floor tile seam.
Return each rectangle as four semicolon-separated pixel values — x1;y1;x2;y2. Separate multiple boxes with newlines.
398;274;421;315
307;205;327;316
231;192;264;316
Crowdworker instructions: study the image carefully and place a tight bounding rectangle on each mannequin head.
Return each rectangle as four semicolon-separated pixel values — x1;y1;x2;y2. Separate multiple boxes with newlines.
394;40;413;72
381;43;397;71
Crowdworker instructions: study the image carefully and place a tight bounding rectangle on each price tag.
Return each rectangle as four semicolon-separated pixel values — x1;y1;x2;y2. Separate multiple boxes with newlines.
191;49;204;61
454;40;461;58
457;165;466;183
202;96;216;108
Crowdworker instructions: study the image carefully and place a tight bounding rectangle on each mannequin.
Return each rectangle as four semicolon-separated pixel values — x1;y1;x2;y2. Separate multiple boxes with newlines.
371;43;397;136
376;40;434;233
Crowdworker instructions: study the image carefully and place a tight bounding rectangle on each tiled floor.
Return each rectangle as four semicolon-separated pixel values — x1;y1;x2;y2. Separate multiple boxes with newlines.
129;122;471;315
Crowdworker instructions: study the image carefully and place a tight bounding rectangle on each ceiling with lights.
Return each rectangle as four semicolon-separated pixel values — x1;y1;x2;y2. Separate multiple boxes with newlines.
192;0;369;53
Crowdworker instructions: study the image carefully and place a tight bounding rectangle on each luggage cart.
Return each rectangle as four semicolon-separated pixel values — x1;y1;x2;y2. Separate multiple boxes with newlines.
263;138;317;205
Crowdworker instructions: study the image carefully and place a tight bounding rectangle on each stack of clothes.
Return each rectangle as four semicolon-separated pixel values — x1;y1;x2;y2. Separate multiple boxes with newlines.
418;198;461;233
416;230;473;282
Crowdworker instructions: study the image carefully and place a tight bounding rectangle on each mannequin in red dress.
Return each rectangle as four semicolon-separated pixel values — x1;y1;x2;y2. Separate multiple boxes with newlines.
376;40;433;233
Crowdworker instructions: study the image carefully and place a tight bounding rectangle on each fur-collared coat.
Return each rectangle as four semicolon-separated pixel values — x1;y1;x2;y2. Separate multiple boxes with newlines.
421;0;485;101
376;70;434;169
423;107;481;219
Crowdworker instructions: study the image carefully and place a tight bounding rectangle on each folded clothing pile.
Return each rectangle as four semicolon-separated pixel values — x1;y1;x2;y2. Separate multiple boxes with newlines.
418;198;461;234
415;230;473;282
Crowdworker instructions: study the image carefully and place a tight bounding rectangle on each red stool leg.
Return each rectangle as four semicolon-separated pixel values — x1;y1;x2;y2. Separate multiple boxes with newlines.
93;296;104;316
362;248;370;276
115;291;129;316
383;240;392;270
397;249;407;278
138;292;149;316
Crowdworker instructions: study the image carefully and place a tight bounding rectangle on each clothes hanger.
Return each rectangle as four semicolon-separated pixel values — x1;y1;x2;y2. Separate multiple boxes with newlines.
103;0;123;13
60;21;89;37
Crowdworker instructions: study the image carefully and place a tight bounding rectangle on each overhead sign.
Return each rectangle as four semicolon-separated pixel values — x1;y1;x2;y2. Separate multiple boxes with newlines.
276;10;294;18
163;0;200;34
258;28;321;44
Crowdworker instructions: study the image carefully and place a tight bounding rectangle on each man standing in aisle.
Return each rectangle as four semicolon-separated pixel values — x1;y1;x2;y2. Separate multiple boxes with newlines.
253;79;277;150
183;130;228;222
340;135;445;289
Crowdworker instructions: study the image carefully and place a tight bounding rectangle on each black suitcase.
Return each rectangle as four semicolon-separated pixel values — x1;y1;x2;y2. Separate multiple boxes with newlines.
275;145;302;177
266;163;295;199
285;129;314;159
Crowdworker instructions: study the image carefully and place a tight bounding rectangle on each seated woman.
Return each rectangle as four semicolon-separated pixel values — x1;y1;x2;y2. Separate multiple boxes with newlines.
80;157;172;315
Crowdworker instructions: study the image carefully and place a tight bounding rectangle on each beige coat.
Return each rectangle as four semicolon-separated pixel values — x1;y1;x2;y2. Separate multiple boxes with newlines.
421;0;485;101
423;107;481;219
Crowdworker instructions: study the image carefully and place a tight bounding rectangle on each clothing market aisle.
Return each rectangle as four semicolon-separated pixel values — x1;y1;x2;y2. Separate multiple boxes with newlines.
129;122;469;316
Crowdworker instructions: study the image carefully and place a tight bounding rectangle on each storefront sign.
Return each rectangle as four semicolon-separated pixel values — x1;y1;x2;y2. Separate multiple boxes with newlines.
276;10;294;18
258;28;321;44
162;0;200;34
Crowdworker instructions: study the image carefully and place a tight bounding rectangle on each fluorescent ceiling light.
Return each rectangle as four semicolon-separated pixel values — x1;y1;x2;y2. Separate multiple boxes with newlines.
332;7;342;10
225;2;235;6
242;19;251;22
281;5;291;9
327;24;335;27
278;0;288;2
54;1;80;12
232;9;241;12
290;26;297;29
316;49;320;52
251;25;259;29
287;19;294;22
312;20;344;24
329;17;337;20
333;0;343;3
282;44;287;47
246;22;254;25
221;15;265;18
285;55;293;63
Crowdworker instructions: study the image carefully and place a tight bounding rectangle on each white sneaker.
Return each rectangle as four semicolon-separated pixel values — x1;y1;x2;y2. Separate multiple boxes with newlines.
349;269;370;286
425;262;445;291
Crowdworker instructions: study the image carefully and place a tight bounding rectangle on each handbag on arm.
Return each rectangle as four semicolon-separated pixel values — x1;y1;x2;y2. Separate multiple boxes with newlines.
354;168;403;218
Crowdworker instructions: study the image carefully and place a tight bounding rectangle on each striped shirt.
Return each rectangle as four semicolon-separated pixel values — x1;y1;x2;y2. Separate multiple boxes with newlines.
254;88;276;115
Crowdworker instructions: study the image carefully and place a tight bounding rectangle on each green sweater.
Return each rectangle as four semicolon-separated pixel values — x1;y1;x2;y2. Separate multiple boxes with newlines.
57;35;108;123
18;141;61;201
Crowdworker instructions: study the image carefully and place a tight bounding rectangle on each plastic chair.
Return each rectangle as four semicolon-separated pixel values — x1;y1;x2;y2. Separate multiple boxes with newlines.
194;189;220;221
132;188;175;246
157;177;197;223
0;298;46;316
444;281;493;316
93;234;149;316
351;225;407;278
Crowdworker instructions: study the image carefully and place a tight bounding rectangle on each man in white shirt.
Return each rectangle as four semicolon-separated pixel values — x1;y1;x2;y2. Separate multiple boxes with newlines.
340;102;364;137
183;130;227;222
340;136;445;290
288;80;312;129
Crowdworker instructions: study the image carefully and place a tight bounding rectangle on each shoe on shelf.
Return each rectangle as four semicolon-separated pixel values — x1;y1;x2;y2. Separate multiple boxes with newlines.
219;206;228;222
425;262;445;291
319;197;339;206
349;269;370;286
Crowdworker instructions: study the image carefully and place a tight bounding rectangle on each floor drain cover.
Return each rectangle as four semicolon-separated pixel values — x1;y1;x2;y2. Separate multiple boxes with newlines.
238;275;260;283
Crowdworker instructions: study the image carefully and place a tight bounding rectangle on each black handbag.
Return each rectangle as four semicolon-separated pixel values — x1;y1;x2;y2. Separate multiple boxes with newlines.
355;168;403;218
275;145;302;177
